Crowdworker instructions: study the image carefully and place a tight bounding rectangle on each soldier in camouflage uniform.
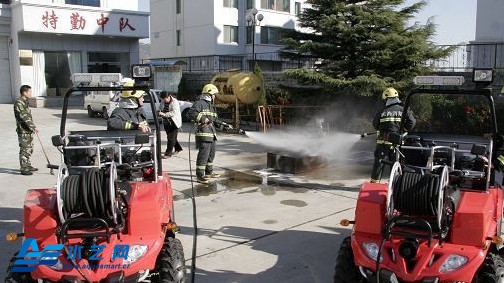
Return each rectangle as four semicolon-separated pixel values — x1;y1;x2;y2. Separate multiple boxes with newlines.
14;85;38;175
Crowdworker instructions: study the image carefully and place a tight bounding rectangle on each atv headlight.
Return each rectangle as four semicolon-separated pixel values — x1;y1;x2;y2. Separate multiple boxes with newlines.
440;254;468;273
124;245;148;265
363;242;382;262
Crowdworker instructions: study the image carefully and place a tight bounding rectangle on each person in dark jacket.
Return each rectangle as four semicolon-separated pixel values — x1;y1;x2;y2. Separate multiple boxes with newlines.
107;79;150;133
188;84;233;184
14;85;39;175
370;87;416;182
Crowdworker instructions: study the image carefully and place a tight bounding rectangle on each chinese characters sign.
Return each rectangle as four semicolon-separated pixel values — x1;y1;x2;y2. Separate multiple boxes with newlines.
19;5;148;38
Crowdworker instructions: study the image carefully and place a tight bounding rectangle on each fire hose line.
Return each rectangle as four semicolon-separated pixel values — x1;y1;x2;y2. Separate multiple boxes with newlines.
61;168;113;221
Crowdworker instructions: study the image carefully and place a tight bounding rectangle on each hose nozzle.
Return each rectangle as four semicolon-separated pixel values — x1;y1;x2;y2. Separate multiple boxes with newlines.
361;132;376;138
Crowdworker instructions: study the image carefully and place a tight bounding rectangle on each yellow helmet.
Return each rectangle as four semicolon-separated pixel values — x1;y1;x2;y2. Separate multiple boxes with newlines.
382;87;399;100
121;79;145;99
202;84;219;95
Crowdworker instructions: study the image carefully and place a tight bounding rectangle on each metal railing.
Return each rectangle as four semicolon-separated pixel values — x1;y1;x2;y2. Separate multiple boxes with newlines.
146;43;504;73
146;52;316;73
428;43;504;72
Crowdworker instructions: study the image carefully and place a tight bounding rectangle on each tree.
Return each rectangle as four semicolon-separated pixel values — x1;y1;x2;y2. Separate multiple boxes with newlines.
253;62;268;105
281;0;454;96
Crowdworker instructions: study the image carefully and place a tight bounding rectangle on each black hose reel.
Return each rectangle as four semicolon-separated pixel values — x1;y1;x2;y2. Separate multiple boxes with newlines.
388;165;452;233
58;165;118;226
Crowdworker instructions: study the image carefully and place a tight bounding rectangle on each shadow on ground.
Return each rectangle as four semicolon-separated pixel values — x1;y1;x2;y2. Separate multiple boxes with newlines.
178;225;351;283
0;207;23;279
0;167;21;176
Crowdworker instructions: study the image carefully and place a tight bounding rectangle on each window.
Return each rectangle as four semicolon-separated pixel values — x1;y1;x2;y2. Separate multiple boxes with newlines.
295;2;301;15
176;30;181;46
176;0;181;14
246;26;254;44
260;27;287;45
65;0;100;7
44;52;73;96
87;52;129;76
224;26;239;43
247;0;254;9
261;0;289;12
223;0;238;8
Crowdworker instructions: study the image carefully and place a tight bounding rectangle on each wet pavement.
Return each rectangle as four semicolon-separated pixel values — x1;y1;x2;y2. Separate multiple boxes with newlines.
0;105;375;282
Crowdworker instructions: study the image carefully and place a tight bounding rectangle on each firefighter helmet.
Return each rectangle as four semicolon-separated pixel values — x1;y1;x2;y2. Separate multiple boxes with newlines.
120;79;145;99
202;84;219;95
382;87;399;100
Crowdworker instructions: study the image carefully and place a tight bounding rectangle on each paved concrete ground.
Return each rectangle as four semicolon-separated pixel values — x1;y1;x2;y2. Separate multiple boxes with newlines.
0;104;375;282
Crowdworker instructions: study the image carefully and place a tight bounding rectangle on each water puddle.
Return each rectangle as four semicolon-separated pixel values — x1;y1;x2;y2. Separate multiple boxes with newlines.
280;199;308;207
173;168;359;201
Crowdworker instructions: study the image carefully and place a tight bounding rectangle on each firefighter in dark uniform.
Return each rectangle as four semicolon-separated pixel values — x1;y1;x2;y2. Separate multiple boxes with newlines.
107;79;150;133
14;85;38;175
371;87;416;182
188;84;233;184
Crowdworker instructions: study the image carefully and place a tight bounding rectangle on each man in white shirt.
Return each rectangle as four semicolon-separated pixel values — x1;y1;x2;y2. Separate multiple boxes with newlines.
159;91;183;157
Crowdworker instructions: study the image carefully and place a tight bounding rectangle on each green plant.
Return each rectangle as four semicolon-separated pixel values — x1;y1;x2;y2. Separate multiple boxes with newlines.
253;63;267;106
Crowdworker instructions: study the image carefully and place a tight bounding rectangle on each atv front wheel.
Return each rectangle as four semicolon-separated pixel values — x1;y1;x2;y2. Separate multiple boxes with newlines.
334;236;365;283
5;254;35;283
473;248;504;283
152;236;186;283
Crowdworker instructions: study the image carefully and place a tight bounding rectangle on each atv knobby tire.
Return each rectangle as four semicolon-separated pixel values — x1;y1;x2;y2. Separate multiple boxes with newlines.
474;248;504;283
153;236;186;283
334;236;365;283
5;254;35;283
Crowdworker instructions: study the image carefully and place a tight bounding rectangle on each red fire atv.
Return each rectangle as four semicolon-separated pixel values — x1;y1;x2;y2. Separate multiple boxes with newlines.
6;66;186;282
334;75;504;282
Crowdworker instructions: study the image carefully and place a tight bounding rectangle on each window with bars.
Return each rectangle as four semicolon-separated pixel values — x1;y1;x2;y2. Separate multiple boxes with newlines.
295;2;301;15
176;0;181;14
260;26;287;45
65;0;100;7
261;0;290;12
247;0;254;9
246;26;254;44
224;26;239;43
223;0;238;8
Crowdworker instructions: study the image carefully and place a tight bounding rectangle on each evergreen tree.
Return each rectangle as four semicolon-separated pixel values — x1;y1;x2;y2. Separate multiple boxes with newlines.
253;62;268;105
281;0;453;96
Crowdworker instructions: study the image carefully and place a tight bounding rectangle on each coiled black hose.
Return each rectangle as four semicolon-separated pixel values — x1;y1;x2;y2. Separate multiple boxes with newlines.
393;172;441;216
61;168;113;222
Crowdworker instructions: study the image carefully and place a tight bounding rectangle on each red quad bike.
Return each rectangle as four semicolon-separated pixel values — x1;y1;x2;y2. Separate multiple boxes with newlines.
334;76;504;283
5;66;186;282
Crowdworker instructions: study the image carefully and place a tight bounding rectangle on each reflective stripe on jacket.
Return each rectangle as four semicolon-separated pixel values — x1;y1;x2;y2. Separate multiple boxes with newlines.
188;98;218;142
373;102;416;144
107;107;148;131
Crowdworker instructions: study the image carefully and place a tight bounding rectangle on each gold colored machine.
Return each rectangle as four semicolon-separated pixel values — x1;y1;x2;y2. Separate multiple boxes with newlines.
210;69;263;128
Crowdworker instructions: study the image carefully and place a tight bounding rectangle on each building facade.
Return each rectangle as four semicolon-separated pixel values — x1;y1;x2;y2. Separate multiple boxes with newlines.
469;0;504;69
1;0;148;103
150;0;308;72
